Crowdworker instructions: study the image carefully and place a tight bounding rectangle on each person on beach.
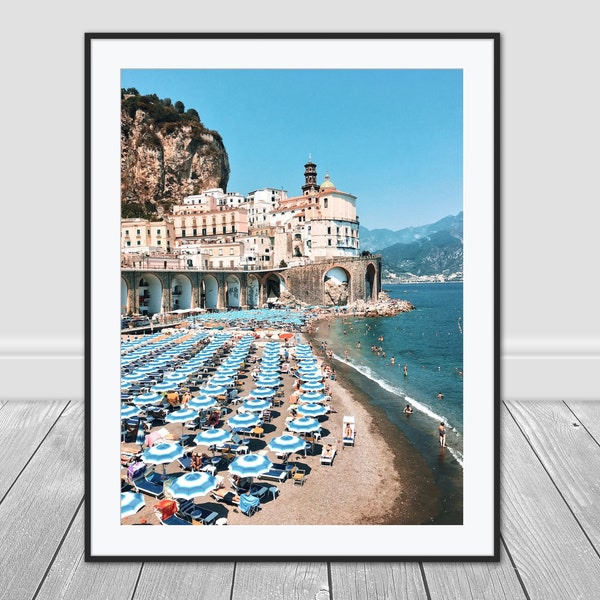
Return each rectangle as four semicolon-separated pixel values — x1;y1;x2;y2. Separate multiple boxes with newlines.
403;404;413;415
438;422;447;447
190;452;203;471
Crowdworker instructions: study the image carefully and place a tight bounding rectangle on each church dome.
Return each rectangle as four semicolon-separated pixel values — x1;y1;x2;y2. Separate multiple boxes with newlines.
320;172;335;190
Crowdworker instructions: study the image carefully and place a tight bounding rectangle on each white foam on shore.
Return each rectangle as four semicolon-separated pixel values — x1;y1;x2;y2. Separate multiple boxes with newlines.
447;446;464;467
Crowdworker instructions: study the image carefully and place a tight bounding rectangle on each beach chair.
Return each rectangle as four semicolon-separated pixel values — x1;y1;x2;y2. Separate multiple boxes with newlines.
129;464;165;498
320;443;336;466
210;489;240;506
342;416;356;446
292;468;307;486
239;492;260;517
249;483;279;503
177;500;219;525
258;467;287;484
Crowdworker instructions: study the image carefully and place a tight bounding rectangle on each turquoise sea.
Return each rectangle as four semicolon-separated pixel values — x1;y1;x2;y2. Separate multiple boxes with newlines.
312;282;464;523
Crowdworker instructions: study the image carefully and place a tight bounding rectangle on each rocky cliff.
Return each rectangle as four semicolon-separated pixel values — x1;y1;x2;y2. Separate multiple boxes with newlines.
121;91;230;218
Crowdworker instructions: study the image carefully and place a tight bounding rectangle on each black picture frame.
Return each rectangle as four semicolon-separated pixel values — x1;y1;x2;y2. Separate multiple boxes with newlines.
85;32;500;561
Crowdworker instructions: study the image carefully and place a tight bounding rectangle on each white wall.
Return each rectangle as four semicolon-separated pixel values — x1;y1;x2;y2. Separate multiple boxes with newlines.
1;0;598;401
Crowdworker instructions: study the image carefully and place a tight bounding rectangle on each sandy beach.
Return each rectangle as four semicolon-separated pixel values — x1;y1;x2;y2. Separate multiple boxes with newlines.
121;317;441;526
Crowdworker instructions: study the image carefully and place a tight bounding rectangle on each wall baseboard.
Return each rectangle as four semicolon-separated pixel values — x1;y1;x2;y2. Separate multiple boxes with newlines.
1;353;598;402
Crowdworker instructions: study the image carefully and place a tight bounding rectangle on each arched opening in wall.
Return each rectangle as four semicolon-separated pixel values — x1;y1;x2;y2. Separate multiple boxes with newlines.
171;274;193;311
225;275;241;309
137;274;163;316
365;263;376;301
323;267;350;306
121;277;129;315
265;274;284;307
247;276;260;308
200;275;219;310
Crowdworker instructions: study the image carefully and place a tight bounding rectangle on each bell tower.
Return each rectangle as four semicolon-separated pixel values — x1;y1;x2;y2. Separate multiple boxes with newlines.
302;155;318;195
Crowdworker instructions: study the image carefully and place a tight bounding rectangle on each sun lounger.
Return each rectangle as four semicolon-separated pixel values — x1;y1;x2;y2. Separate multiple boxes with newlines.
248;483;279;502
161;513;193;525
258;468;287;483
131;474;164;498
320;443;336;466
177;500;219;525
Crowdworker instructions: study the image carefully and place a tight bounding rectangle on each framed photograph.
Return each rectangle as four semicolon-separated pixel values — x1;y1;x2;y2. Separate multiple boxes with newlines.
86;33;499;561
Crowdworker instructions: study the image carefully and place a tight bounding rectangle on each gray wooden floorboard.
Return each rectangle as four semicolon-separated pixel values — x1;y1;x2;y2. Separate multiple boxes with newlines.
0;401;83;600
330;562;427;599
2;400;600;600
231;563;329;599
134;562;236;600
0;400;69;500
423;542;527;600
35;506;142;600
502;401;600;600
507;400;600;554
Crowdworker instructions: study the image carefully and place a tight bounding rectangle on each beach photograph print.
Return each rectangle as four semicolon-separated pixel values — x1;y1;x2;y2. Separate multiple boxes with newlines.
88;34;497;559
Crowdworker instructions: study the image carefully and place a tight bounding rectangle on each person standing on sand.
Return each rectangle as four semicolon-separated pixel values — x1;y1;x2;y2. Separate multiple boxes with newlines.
438;422;446;447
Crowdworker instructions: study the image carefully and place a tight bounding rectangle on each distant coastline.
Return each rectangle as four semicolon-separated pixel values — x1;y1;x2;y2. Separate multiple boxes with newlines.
382;275;463;285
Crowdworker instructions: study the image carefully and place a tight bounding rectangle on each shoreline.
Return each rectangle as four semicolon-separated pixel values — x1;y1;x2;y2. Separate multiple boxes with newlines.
308;307;464;525
303;323;442;525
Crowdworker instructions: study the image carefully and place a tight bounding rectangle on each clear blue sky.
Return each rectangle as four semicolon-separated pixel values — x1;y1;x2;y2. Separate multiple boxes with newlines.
121;69;462;230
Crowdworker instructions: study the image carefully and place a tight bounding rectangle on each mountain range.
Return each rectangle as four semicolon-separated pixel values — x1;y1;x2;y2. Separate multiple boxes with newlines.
360;212;463;281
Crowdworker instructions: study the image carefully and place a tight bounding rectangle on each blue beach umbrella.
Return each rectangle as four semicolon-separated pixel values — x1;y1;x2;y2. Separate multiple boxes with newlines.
228;453;272;478
298;372;323;382
255;377;280;388
202;384;228;396
163;373;189;384
166;408;198;423
141;442;185;478
131;392;163;406
194;428;232;447
297;403;328;417
267;434;307;455
209;375;235;386
135;421;147;447
215;367;239;377
249;387;276;399
228;412;261;429
258;367;280;376
121;404;142;419
300;391;327;403
287;416;321;433
166;408;199;440
187;396;217;411
300;381;325;392
121;492;145;518
242;398;272;412
167;471;219;500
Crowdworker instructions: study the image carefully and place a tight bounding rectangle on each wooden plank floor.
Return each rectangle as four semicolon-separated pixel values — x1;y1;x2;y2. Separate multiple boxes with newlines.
1;400;599;600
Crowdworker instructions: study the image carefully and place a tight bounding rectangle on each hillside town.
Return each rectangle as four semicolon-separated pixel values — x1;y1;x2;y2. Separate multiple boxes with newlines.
121;158;362;272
